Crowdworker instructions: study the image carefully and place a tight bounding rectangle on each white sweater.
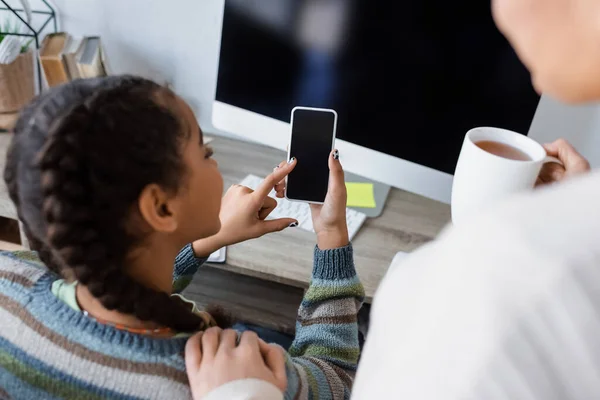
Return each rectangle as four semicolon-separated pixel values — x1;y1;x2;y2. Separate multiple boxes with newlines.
201;170;600;400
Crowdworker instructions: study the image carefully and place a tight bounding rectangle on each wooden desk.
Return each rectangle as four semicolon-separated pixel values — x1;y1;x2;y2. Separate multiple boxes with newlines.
0;113;18;133
211;136;451;301
0;133;451;302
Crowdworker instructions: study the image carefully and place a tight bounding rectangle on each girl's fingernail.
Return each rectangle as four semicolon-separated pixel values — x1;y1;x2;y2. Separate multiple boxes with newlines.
274;165;280;170
288;157;296;164
333;149;339;160
289;222;298;228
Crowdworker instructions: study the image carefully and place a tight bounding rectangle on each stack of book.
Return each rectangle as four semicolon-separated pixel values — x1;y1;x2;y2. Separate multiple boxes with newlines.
39;33;110;88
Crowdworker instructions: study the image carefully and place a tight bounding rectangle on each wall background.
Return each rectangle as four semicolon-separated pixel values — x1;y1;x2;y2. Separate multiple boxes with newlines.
9;0;600;166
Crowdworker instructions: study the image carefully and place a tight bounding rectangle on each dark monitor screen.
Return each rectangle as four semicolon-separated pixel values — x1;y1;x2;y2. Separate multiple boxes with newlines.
216;0;541;175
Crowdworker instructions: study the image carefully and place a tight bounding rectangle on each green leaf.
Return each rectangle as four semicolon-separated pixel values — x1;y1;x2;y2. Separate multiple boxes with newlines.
20;39;32;53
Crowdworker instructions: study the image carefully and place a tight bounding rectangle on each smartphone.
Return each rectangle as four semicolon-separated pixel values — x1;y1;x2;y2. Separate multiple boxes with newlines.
286;107;338;204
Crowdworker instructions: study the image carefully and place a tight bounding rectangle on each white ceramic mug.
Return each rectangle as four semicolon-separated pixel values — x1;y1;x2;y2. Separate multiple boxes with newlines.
451;127;560;225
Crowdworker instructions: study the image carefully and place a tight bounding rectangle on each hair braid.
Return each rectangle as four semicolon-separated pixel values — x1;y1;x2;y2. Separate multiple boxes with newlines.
4;122;63;274
10;77;212;332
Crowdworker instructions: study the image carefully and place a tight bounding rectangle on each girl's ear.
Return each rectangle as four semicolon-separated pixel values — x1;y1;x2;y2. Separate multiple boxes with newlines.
138;184;179;233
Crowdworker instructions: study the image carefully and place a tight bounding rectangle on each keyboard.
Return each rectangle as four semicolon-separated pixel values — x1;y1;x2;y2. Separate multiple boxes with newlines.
239;174;367;240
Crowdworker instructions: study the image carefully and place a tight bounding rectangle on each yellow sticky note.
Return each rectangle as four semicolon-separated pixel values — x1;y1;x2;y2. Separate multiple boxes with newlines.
345;182;376;208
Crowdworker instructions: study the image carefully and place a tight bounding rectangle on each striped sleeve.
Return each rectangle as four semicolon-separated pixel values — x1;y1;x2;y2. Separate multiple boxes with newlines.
284;244;364;400
172;244;207;294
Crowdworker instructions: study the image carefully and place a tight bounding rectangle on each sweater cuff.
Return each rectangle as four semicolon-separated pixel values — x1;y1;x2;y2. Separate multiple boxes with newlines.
203;379;283;400
313;243;356;280
174;244;207;277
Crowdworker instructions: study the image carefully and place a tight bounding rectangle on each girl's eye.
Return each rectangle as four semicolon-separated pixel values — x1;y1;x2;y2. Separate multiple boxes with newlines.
204;145;214;159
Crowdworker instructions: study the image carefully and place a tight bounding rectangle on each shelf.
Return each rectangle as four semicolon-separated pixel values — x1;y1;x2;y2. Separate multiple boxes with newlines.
0;0;58;90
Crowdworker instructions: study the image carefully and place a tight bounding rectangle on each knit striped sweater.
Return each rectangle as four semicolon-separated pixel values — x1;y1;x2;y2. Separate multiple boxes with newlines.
0;243;364;399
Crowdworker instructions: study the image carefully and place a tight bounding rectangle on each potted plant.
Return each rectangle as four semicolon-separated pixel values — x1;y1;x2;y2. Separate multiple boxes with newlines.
0;19;35;114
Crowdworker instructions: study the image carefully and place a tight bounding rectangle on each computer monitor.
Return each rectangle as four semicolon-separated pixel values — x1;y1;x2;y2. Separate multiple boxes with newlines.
212;0;541;203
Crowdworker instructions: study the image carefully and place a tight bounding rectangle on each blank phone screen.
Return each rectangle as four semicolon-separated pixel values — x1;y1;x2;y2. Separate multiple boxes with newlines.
286;109;336;203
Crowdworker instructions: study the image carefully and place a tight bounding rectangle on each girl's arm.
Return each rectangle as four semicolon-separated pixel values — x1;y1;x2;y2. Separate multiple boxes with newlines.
172;244;208;293
283;244;364;400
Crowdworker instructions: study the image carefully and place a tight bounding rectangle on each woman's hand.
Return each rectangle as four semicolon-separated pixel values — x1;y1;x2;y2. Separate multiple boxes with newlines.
536;139;591;186
185;328;287;399
310;150;350;250
192;160;298;257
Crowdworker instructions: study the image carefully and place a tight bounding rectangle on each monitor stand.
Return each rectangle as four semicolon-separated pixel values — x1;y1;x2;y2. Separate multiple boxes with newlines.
345;172;391;218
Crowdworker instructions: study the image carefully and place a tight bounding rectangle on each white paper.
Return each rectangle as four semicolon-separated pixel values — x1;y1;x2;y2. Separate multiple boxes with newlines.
0;37;22;64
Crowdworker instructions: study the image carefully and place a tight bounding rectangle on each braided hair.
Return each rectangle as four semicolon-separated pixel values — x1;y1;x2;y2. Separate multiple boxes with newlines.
4;76;212;332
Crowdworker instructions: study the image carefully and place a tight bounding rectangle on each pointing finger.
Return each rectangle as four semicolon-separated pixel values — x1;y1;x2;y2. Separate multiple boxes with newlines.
254;158;297;200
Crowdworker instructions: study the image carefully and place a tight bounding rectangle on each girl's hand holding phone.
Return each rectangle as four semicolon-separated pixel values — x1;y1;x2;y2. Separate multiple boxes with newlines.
192;160;299;257
310;150;350;250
